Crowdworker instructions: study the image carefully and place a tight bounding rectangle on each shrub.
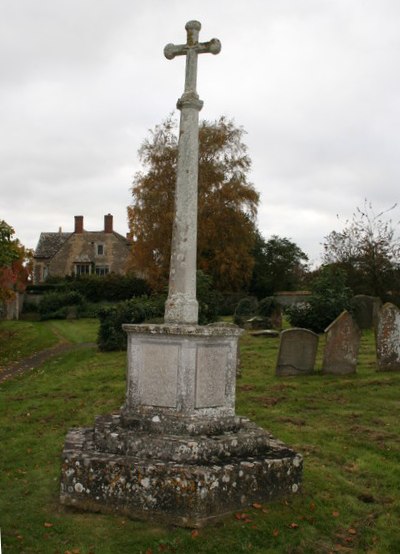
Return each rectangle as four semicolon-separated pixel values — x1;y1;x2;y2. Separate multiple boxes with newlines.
233;296;259;326
38;291;85;320
257;296;277;317
67;273;150;302
285;265;353;333
218;292;247;316
97;296;165;351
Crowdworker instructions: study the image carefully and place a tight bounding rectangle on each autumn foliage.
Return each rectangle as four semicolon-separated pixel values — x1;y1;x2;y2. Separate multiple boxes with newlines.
128;116;259;292
0;220;31;303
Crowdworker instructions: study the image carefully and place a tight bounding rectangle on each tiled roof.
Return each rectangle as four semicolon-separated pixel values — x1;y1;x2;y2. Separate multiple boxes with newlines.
34;232;71;258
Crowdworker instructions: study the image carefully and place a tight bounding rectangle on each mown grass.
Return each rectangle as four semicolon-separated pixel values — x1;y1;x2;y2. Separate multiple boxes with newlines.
0;319;99;371
0;321;59;365
0;321;399;553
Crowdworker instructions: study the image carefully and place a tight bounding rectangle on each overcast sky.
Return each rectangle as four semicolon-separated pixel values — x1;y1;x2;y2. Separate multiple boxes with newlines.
1;0;399;265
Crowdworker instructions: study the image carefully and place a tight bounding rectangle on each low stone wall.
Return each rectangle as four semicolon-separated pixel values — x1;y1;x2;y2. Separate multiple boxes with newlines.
274;291;311;308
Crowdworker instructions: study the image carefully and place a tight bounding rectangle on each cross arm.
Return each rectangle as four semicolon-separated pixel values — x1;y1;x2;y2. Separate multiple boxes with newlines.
164;38;221;60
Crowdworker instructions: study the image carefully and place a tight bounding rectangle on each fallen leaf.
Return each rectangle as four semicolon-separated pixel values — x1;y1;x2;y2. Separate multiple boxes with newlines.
191;530;199;538
243;518;252;524
145;549;153;554
252;503;262;509
332;511;340;518
272;529;279;537
72;549;80;554
262;508;269;514
310;501;316;511
348;528;357;535
44;522;53;528
289;522;299;529
235;512;249;520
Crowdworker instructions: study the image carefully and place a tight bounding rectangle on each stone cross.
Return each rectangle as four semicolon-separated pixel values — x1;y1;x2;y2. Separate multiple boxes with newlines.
164;21;221;324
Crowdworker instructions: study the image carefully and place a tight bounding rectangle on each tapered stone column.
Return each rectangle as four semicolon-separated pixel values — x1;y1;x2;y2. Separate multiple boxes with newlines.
164;20;221;324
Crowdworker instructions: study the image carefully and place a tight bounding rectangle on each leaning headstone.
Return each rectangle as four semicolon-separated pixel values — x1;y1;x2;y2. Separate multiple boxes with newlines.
276;328;318;376
376;302;400;372
352;295;382;330
60;21;302;527
322;311;361;374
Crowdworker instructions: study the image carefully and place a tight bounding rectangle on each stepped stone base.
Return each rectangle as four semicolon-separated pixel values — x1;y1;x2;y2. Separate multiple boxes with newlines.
60;414;302;527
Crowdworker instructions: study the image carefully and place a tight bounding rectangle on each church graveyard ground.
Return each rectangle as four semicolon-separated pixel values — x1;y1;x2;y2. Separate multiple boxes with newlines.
1;318;400;552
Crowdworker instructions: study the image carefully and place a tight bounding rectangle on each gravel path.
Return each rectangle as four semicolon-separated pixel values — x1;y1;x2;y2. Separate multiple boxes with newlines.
0;341;96;383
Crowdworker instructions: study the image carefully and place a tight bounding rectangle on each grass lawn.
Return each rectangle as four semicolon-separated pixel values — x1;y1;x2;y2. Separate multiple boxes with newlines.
0;320;399;553
0;319;99;370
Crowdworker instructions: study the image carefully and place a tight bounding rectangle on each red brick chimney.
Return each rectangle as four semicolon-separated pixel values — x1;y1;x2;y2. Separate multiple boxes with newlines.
104;213;113;233
74;215;84;234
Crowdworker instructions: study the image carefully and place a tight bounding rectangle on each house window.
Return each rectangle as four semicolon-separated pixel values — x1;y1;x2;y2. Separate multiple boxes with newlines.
97;244;104;256
95;265;109;276
75;264;91;276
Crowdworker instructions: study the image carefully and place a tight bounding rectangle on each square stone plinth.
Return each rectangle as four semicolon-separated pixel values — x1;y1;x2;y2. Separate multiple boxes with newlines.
60;417;302;527
122;323;242;419
60;323;303;526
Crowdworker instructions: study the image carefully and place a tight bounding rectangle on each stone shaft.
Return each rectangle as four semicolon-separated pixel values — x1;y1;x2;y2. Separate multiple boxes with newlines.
164;21;221;324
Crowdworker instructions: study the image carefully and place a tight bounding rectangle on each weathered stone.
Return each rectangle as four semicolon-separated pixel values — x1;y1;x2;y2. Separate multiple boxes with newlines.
376;302;400;372
60;20;302;527
60;420;302;528
322;310;361;374
352;295;382;330
276;328;318;376
122;324;241;419
164;21;221;325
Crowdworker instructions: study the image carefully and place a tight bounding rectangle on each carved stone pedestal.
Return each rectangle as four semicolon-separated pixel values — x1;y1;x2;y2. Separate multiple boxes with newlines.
60;324;303;527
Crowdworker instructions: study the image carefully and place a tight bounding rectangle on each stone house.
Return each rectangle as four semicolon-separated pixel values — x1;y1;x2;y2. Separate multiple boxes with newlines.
33;214;132;284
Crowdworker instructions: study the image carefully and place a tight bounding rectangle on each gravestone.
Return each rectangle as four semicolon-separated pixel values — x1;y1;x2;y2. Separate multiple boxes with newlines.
322;311;361;374
376;302;400;372
276;328;318;376
60;21;302;527
352;295;382;329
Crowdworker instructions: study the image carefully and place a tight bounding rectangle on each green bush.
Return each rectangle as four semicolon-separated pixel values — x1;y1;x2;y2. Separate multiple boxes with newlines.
257;296;278;317
66;273;150;302
286;265;353;333
218;292;247;316
38;291;85;320
97;296;165;351
31;274;151;303
233;296;259;326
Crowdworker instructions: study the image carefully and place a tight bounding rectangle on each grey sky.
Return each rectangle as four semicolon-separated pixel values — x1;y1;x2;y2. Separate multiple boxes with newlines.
1;0;399;266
